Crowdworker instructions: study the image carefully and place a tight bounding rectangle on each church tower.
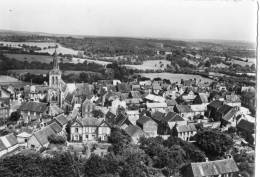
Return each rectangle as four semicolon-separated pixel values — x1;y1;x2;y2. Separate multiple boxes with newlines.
49;47;61;88
48;47;62;106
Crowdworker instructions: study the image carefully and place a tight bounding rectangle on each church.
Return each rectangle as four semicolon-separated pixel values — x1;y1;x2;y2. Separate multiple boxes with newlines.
48;49;67;108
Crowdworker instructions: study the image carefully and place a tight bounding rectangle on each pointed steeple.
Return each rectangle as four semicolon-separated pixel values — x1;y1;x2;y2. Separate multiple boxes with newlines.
53;45;59;70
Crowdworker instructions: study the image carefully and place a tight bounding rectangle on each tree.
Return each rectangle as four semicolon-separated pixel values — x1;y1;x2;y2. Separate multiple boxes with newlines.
108;127;131;155
84;154;107;177
194;129;233;159
8;111;21;122
47;134;66;145
92;109;104;118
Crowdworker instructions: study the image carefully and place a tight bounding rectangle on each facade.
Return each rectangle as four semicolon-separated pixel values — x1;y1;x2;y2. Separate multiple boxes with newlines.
172;124;197;141
126;110;140;125
70;118;111;142
136;115;158;137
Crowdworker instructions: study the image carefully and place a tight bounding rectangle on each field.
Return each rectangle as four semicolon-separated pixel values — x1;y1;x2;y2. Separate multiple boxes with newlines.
124;60;171;70
8;69;101;76
71;57;111;65
4;53;53;63
0;41;79;55
140;72;213;83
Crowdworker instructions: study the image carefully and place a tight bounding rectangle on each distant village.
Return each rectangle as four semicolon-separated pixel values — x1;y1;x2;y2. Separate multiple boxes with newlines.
0;49;256;177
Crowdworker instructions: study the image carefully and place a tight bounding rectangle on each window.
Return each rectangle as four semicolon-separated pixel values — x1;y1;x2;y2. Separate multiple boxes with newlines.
85;135;88;139
75;128;78;133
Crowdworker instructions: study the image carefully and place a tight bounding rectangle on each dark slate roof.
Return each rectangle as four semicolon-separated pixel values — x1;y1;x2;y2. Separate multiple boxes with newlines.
237;119;255;133
65;93;74;103
151;111;165;122
49;122;62;134
136;115;154;125
207;100;223;109
190;158;239;177
105;111;116;124
218;105;233;115
34;126;56;146
54;114;68;126
163;112;184;122
175;105;193;113
124;125;145;137
19;101;48;113
117;83;131;93
115;113;131;126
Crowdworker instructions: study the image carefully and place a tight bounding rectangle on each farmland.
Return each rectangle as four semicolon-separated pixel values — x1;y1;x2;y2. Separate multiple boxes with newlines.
0;41;79;55
4;53;53;63
124;60;171;71
140;72;213;83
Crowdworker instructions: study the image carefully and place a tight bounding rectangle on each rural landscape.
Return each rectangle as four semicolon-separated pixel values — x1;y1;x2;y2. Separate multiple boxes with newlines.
0;0;257;177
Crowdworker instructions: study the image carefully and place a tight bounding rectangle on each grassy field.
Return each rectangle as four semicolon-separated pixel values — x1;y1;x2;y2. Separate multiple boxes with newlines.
0;41;79;55
8;69;101;76
124;60;171;70
140;72;213;83
4;53;53;63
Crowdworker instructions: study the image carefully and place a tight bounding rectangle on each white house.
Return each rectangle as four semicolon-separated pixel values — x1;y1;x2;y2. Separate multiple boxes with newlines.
126;110;140;125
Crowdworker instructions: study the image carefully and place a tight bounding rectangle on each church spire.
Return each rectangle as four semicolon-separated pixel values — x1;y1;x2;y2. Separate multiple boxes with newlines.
53;45;59;70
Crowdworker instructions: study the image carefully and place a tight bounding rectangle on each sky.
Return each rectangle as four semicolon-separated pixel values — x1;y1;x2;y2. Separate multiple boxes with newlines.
0;0;257;42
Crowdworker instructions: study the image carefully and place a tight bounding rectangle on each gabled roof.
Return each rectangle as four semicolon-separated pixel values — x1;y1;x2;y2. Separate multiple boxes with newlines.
124;125;145;137
218;105;233;115
207;100;223;109
49;122;62;134
197;93;209;103
163;112;184;122
54;114;68;126
1;134;18;148
117;83;131;93
175;104;193;113
175;124;196;132
115;113;131;126
151;111;165;122
19;101;48;113
105;111;116;124
189;158;239;177
136;115;155;125
33;126;56;146
147;102;167;108
145;94;165;103
225;94;241;103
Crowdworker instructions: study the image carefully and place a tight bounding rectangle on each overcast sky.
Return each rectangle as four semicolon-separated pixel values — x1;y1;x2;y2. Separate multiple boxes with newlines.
0;0;257;42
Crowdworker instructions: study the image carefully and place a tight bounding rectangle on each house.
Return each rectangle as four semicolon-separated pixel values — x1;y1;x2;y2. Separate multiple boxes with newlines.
47;103;64;117
193;93;209;105
215;105;239;128
0;134;19;156
182;91;197;103
207;100;224;120
111;98;126;115
28;125;56;150
49;122;63;135
190;104;207;117
105;111;116;125
181;158;239;177
114;113;132;129
151;111;165;123
162;111;186;129
172;124;197;141
17;132;32;148
136;115;157;137
144;94;165;103
147;102;167;113
19;101;48;124
174;105;194;120
126;110;140;125
165;99;177;112
53;114;69;130
124;125;146;144
0;100;10;121
152;84;161;95
70;118;111;142
129;91;142;99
